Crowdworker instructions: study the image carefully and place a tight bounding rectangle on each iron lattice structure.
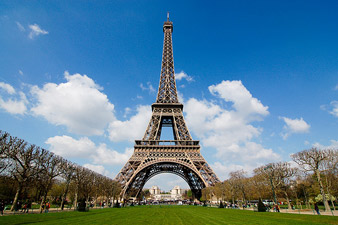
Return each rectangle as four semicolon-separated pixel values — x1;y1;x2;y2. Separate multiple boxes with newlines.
115;16;220;199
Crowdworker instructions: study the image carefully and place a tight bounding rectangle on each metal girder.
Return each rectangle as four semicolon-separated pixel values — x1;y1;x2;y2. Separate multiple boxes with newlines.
156;20;178;104
115;17;220;200
143;107;192;141
115;146;221;199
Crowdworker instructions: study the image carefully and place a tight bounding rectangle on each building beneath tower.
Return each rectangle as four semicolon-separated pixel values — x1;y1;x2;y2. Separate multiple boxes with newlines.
148;186;188;201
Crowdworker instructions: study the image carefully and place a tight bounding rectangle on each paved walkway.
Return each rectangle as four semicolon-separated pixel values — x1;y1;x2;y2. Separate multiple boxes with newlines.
279;208;337;216
241;207;337;216
1;207;75;215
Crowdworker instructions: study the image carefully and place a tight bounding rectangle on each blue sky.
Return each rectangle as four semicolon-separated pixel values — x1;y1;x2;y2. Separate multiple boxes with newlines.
1;0;338;191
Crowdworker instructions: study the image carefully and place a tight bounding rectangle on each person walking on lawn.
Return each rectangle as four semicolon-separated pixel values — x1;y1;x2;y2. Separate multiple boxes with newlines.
314;203;320;215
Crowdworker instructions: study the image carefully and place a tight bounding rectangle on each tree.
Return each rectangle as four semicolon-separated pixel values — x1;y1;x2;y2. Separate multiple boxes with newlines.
322;150;338;210
137;189;150;202
275;162;297;209
0;131;119;212
213;182;227;202
5;139;43;211
229;170;248;206
49;181;65;204
60;161;75;210
111;180;122;205
37;152;64;212
295;172;312;209
249;173;270;200
227;178;237;205
187;189;193;200
72;166;83;209
102;177;114;207
254;165;279;204
201;187;213;203
257;162;297;209
0;131;11;174
92;174;104;208
292;148;334;211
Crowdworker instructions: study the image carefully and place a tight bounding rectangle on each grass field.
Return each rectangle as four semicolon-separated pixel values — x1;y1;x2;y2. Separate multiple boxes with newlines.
0;205;337;225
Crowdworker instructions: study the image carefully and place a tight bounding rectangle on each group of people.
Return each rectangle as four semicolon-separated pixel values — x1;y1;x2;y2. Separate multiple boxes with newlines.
271;202;321;215
0;200;51;215
273;204;280;212
20;201;32;213
40;202;51;213
1;200;33;213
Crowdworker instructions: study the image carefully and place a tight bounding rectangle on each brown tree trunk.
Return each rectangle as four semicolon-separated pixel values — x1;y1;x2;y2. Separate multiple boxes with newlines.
61;180;71;210
302;186;310;209
326;177;336;211
86;195;90;208
284;191;291;210
242;187;246;205
328;192;336;211
39;195;45;213
39;181;51;212
11;184;22;211
73;192;78;210
93;195;97;209
316;170;330;211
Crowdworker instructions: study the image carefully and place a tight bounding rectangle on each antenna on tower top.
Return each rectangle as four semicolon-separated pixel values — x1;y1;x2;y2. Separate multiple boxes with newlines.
167;11;169;21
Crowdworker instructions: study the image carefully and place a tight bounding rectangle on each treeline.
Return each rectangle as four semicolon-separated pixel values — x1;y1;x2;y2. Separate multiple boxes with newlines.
0;131;121;211
202;148;338;211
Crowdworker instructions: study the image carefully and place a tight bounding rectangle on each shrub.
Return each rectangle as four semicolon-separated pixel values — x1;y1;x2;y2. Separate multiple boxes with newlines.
258;199;266;212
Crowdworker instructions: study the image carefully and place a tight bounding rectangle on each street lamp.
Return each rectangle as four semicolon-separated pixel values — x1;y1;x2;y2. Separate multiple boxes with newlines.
264;165;278;205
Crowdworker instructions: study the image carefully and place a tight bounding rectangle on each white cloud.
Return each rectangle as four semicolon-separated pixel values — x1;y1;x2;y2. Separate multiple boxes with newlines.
16;22;25;31
175;71;193;82
313;140;338;149
0;92;28;115
320;104;327;111
140;82;155;93
31;71;115;136
108;105;151;142
335;84;338;90
0;82;16;94
216;142;279;163
177;90;184;104
123;107;131;118
329;101;338;118
83;164;111;177
184;80;279;167
0;82;28;115
209;80;269;119
320;101;338;118
280;116;310;139
28;23;48;39
46;135;132;166
19;70;23;76
45;135;96;158
212;162;255;180
92;145;133;165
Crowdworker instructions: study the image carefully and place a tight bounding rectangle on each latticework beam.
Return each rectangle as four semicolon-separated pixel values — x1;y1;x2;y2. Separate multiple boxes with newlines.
115;16;220;200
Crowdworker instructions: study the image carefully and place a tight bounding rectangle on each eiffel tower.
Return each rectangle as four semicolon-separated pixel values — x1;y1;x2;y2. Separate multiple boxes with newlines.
116;14;220;199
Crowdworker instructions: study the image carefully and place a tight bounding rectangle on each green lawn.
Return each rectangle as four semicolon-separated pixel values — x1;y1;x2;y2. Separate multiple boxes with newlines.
0;205;337;225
